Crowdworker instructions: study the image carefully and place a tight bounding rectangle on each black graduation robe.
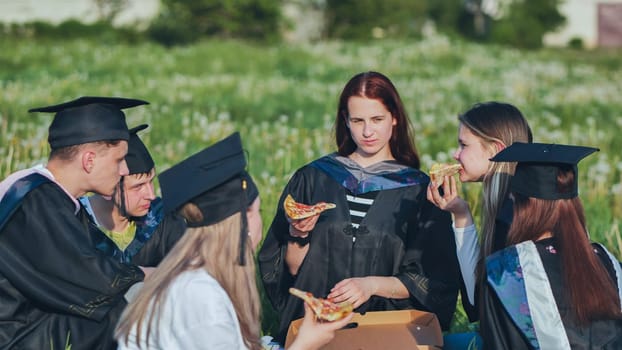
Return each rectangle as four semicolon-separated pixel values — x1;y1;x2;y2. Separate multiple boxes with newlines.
0;180;144;350
481;238;622;349
129;211;187;267
258;156;460;343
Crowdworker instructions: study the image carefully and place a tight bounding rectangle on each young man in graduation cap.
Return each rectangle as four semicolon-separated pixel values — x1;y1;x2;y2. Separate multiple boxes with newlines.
80;124;165;265
0;97;149;350
480;142;622;349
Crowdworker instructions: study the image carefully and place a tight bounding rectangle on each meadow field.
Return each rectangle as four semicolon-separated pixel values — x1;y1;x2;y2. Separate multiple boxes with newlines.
1;34;621;334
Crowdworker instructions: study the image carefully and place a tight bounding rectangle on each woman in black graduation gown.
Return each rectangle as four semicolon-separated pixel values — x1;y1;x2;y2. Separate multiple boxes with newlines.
258;71;460;343
482;143;622;349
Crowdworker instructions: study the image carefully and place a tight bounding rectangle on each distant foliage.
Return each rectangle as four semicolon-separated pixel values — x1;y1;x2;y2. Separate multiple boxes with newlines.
93;0;129;23
1;20;143;43
324;0;428;40
148;0;283;46
322;0;565;49
568;37;584;50
490;0;566;49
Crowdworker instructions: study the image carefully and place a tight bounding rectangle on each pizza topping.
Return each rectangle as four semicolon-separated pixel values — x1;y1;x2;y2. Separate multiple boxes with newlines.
283;194;336;220
289;287;353;322
429;163;463;186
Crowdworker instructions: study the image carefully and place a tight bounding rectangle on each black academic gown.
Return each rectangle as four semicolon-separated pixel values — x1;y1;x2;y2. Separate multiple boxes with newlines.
130;211;187;267
481;238;622;350
0;182;144;350
258;161;460;343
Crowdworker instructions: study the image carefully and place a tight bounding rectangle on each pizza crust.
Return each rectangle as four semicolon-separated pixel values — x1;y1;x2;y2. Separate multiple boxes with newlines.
429;163;462;186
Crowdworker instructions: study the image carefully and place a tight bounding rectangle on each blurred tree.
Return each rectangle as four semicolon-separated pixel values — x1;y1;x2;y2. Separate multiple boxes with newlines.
149;0;282;46
93;0;129;23
427;0;463;34
324;0;428;39
426;0;565;48
490;0;566;48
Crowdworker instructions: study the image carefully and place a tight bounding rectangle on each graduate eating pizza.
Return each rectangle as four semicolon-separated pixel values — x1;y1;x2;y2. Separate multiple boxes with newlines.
258;71;460;344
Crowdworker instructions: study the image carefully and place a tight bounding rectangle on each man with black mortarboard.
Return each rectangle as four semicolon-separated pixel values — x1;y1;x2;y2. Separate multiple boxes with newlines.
0;97;149;350
80;124;167;266
480;142;622;349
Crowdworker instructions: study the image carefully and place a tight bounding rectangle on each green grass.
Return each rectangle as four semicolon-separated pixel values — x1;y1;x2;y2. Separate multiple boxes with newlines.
2;35;621;336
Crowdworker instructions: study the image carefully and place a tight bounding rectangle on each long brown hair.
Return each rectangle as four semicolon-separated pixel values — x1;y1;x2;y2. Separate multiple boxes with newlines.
459;102;532;296
115;208;262;349
508;167;621;325
335;71;420;169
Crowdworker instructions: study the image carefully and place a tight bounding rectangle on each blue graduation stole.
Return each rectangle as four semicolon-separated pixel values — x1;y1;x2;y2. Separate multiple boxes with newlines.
486;241;570;350
309;155;427;195
0;173;51;232
487;241;622;350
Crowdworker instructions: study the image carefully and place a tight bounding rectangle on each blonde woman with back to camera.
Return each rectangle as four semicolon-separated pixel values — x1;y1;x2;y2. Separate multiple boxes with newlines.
115;133;353;350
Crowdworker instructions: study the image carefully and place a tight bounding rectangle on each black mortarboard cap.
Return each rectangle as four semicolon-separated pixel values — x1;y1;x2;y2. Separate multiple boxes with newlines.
158;132;258;265
159;132;248;215
29;96;149;149
126;124;155;175
491;142;599;200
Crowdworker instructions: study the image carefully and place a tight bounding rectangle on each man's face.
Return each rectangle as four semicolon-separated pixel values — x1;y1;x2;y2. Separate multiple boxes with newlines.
118;169;156;217
92;141;129;197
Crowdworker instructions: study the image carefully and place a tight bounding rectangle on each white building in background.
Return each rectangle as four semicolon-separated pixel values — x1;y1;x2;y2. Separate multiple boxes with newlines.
0;0;159;26
543;0;622;48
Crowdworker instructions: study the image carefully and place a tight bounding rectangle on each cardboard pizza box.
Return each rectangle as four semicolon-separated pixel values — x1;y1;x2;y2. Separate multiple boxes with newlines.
284;309;443;350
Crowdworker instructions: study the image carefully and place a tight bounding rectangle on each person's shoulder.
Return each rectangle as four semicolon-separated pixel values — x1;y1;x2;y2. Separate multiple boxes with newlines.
383;165;430;192
172;269;226;299
486;241;535;272
302;154;335;169
147;197;164;217
169;270;237;319
290;154;337;178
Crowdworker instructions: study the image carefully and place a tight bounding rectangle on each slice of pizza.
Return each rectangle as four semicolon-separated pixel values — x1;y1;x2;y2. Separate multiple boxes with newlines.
289;287;353;322
429;163;463;186
283;194;336;220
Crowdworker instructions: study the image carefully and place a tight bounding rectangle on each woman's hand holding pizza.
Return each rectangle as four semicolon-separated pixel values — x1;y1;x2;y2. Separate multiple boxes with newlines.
288;303;354;350
327;277;376;309
288;215;320;237
284;194;335;238
427;175;473;228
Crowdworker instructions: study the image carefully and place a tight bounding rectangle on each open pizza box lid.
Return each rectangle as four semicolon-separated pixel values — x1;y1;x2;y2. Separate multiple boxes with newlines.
284;309;443;350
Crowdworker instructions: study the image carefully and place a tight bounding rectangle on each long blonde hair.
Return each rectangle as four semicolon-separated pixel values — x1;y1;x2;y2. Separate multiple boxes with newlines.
458;102;532;276
115;206;262;350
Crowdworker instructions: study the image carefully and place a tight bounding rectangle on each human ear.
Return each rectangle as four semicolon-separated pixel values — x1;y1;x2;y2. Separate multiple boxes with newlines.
82;150;96;173
493;140;506;153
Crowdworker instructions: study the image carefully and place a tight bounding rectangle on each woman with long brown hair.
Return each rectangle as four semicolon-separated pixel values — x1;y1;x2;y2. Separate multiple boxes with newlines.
427;101;532;321
116;133;353;350
481;142;622;349
259;71;459;343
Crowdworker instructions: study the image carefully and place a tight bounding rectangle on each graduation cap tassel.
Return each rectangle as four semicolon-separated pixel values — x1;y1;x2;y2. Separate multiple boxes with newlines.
238;178;248;266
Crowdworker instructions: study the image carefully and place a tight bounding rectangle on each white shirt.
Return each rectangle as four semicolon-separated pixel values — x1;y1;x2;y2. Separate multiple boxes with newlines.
453;223;479;305
118;269;247;350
